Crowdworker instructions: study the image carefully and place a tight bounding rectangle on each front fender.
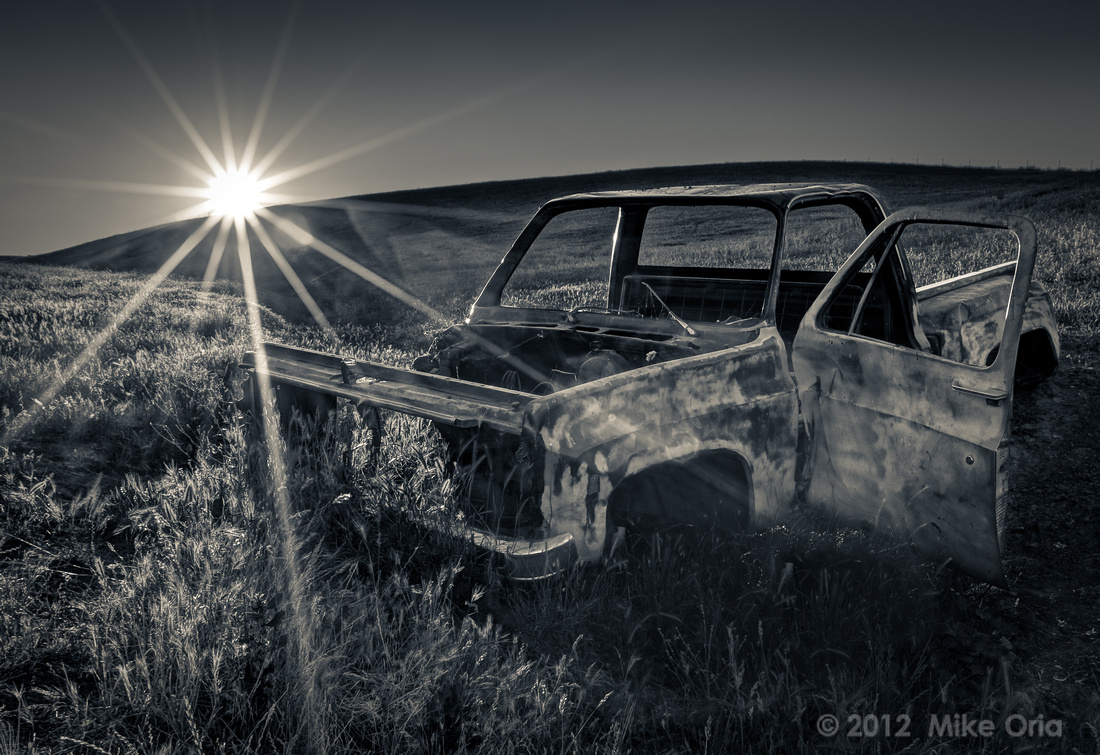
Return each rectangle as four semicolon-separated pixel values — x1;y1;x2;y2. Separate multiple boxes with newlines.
527;329;802;561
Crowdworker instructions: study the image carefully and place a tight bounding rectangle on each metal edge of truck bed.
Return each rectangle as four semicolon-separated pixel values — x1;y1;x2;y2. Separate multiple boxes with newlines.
241;342;534;434
915;260;1017;301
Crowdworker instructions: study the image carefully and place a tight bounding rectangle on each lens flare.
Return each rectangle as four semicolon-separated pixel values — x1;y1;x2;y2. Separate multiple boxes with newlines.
205;168;265;219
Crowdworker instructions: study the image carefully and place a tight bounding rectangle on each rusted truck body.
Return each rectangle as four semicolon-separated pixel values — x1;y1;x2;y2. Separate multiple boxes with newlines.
241;183;1059;586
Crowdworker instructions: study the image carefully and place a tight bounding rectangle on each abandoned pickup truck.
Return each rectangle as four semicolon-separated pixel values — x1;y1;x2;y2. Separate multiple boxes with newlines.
240;183;1059;587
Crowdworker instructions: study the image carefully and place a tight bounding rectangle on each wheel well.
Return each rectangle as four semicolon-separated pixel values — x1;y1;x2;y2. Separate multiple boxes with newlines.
1015;329;1058;387
985;329;1058;388
608;449;752;533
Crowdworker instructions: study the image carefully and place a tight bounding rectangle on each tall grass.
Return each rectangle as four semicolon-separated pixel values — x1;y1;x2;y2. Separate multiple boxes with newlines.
3;392;1042;753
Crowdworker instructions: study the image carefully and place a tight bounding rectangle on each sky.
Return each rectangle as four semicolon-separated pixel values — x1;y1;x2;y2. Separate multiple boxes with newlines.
1;0;1097;257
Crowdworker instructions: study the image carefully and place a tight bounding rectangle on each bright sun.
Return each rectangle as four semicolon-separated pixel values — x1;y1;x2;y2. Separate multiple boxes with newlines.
205;168;265;219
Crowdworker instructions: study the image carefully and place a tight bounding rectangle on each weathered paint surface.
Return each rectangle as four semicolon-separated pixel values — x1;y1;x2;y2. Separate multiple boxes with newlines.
539;454;609;563
793;337;1008;583
525;329;800;562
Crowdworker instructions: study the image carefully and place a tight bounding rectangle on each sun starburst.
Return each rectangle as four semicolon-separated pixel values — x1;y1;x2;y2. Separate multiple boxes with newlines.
203;167;267;219
4;0;541;448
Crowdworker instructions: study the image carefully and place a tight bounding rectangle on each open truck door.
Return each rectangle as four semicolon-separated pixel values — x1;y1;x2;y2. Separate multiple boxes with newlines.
791;210;1039;586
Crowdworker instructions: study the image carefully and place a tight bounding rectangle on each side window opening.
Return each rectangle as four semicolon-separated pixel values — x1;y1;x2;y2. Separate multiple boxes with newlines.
904;223;1018;290
501;207;618;311
820;220;1021;361
847;250;913;345
820;233;919;349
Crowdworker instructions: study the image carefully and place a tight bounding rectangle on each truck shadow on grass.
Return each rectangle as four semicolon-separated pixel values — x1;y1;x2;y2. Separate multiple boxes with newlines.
478;515;1050;751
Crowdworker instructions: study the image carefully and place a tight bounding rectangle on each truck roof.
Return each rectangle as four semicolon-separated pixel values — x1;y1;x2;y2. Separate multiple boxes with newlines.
546;182;884;206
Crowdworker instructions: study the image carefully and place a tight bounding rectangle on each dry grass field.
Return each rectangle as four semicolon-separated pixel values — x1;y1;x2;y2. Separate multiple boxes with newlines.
1;162;1098;753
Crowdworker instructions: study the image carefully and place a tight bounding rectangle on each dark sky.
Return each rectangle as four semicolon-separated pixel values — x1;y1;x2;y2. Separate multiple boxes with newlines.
1;0;1097;256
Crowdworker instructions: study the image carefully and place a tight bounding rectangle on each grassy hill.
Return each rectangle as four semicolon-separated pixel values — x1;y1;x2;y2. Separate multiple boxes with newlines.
2;161;1099;753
